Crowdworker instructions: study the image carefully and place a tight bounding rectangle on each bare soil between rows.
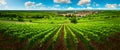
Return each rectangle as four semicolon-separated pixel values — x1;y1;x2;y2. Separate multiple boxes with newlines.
53;25;67;50
90;33;120;50
0;32;120;50
0;32;27;50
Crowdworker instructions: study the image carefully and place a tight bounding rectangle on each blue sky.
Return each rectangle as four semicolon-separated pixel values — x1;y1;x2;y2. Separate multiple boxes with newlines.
0;0;120;10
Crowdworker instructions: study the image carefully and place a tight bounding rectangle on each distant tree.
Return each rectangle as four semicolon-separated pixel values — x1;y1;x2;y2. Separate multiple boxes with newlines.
0;13;1;17
9;14;17;20
17;16;24;22
67;15;72;18
29;20;32;22
64;17;67;20
78;18;80;20
51;22;54;24
104;16;109;19
70;17;77;24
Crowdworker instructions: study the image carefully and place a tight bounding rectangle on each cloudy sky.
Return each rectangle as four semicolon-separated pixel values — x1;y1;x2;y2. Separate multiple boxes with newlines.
0;0;120;10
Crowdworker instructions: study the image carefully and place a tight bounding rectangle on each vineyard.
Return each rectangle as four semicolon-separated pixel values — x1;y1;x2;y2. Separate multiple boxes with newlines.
0;20;120;50
0;11;120;50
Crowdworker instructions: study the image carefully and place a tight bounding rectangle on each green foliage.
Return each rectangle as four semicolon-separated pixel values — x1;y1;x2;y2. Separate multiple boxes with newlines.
17;16;24;21
70;17;78;24
29;20;32;22
0;10;120;49
51;22;54;24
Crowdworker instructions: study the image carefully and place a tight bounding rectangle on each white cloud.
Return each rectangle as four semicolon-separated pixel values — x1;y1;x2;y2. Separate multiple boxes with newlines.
0;0;7;5
37;6;61;10
67;7;74;10
86;4;90;6
55;4;60;7
118;4;120;7
105;4;117;8
93;2;99;7
3;5;8;9
35;3;45;7
95;4;99;6
50;7;60;10
0;5;9;10
0;0;8;10
25;1;35;8
77;0;91;6
86;6;92;9
39;7;48;10
25;1;45;9
54;0;71;3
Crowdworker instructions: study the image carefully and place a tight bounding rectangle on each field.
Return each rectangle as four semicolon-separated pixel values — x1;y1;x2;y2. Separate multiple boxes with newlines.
0;10;120;50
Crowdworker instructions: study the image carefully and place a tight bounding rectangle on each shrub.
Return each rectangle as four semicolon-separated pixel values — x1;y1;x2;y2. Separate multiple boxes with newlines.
17;16;24;22
29;20;32;22
70;17;77;24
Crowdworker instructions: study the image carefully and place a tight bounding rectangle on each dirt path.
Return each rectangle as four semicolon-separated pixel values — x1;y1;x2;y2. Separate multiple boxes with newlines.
67;27;88;50
68;33;77;50
73;33;87;50
90;40;108;50
107;33;120;50
65;26;77;50
40;27;60;50
54;25;67;50
77;39;87;50
0;32;27;50
90;33;120;50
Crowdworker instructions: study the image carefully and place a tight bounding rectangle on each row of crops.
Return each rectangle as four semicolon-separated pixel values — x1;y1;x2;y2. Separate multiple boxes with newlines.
0;22;62;49
68;21;120;49
0;21;120;50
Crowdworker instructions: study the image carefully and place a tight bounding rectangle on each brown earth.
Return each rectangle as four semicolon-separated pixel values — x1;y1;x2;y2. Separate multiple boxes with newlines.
65;26;76;50
0;32;27;50
77;39;88;50
90;33;120;50
68;32;77;50
40;27;60;50
90;40;108;50
0;30;120;50
107;33;120;50
66;27;87;50
53;25;67;50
